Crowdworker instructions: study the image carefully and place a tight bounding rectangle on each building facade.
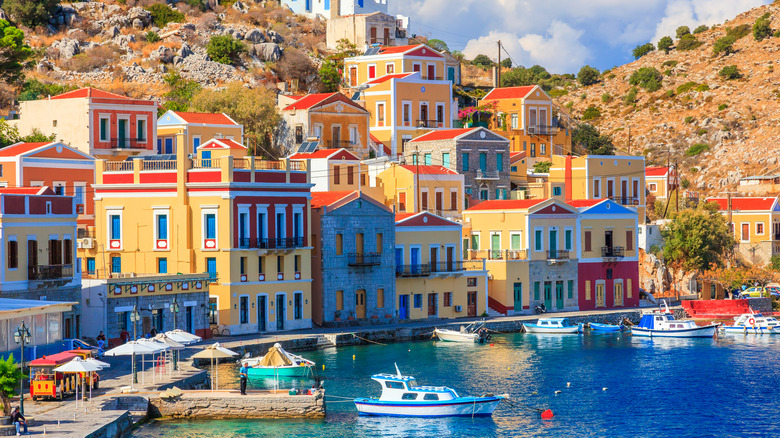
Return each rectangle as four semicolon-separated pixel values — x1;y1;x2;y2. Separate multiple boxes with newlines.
706;197;780;266
0;299;77;361
327;11;408;50
157;110;243;156
645;165;679;200
373;162;464;220
344;44;456;87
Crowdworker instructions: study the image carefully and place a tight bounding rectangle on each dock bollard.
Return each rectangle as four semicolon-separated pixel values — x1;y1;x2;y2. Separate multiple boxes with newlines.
322;364;325;370
352;355;355;360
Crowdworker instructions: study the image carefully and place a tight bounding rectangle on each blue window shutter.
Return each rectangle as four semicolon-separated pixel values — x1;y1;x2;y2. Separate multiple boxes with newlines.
157;215;168;240
111;215;120;240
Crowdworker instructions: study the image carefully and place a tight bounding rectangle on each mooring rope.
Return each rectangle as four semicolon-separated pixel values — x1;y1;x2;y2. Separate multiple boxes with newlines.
351;334;387;345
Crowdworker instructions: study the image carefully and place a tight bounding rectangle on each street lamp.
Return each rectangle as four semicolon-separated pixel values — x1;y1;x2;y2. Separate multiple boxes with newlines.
13;321;31;415
169;298;180;370
130;306;141;383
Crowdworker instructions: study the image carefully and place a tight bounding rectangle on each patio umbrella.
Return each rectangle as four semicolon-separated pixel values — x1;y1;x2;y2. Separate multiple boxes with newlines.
138;339;171;382
85;358;110;369
165;329;202;344
53;357;102;404
104;341;159;389
154;334;186;375
192;346;234;391
212;342;239;356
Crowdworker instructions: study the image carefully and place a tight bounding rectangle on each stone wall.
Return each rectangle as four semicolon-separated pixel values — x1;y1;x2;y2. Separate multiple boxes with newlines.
106;291;209;339
528;260;579;310
149;392;325;419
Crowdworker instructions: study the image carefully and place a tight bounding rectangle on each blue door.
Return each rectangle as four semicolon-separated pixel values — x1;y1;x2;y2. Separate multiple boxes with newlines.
202;150;211;167
164;138;173;154
258;296;267;332
410;247;420;274
157;138;163;154
513;282;523;311
399;295;409;319
447;67;455;83
395;248;403;275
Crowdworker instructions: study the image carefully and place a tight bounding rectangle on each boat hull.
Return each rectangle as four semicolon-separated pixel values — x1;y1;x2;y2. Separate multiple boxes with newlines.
524;324;580;334
434;329;479;343
631;324;718;338
247;365;312;377
354;396;502;417
589;323;623;332
721;326;780;335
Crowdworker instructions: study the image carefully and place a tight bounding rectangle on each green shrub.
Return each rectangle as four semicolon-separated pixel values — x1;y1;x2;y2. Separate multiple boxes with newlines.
624;87;638;106
718;103;728;111
676;26;691;38
662;60;678;68
533;161;552;173
607;73;616;80
681;178;690;189
694;84;710;92
718;65;742;80
632;43;655;59
684;116;694;124
693;25;709;34
753;12;772;41
577;65;600;86
726;24;751;40
471;54;493;69
582;106;601;120
676;81;698;94
697;128;707;136
145;31;161;43
774;30;780;38
662;89;674;98
601;93;612;103
658;36;673;53
17;79;76;101
318;59;340;92
207;35;245;65
3;0;59;28
685;143;709;156
549;88;568;98
677;34;702;51
713;35;736;56
629;67;663;91
146;4;185;28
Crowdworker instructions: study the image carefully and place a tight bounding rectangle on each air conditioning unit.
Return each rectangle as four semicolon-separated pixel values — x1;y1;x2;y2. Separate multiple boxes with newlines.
527;127;535;134
78;238;94;249
455;305;462;312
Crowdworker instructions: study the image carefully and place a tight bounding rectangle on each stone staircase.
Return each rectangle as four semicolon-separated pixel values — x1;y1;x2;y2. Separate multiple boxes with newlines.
315;335;337;349
486;306;505;317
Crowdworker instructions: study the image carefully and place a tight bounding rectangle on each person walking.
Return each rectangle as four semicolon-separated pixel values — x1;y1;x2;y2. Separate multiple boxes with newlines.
239;362;248;395
11;406;27;436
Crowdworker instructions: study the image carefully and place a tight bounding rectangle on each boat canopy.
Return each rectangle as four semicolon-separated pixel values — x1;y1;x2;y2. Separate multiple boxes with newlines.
258;346;293;367
638;314;674;329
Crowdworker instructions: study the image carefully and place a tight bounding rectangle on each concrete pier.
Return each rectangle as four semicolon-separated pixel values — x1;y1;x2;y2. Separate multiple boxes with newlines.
149;390;325;419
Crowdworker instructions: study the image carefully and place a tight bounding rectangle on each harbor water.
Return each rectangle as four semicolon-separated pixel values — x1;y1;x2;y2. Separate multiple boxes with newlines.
133;332;780;437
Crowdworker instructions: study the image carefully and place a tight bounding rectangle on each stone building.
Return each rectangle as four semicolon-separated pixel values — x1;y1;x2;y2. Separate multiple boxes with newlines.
406;127;511;205
310;191;396;326
327;11;408;50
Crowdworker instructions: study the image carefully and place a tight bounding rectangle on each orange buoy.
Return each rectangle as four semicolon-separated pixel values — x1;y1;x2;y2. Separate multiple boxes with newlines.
541;409;554;419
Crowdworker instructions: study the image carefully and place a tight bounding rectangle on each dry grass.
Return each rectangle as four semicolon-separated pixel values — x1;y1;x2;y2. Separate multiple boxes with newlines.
61;45;121;72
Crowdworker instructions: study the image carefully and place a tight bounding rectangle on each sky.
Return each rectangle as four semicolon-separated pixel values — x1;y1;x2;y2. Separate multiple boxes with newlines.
390;0;771;74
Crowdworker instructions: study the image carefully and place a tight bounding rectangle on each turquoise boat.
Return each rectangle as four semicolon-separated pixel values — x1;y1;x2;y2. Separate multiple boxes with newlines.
244;343;315;378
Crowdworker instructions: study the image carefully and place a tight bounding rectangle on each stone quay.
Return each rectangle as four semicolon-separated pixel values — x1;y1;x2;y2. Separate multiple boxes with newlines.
149;390;325;419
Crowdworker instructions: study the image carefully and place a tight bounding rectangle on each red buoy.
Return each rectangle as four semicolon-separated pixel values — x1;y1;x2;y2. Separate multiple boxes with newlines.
490;343;494;346
541;409;554;420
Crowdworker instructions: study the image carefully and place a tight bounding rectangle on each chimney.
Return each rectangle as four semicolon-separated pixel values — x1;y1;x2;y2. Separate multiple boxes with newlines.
492;66;498;88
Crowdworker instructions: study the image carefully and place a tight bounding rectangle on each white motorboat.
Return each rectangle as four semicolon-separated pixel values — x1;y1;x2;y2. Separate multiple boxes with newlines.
434;321;490;343
720;313;780;335
353;364;504;417
523;317;580;334
632;301;719;338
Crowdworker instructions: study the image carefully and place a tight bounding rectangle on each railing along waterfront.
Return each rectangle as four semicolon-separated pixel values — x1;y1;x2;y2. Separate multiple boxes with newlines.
105;161;133;172
467;249;527;260
141;160;177;171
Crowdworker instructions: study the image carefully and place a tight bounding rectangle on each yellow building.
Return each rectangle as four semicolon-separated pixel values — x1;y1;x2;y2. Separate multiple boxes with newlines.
707;197;780;266
479;85;571;165
509;151;528;188
463;199;579;314
645;166;679;199
89;136;314;335
344;44;458;87
548;154;646;220
157;110;243;156
394;211;488;320
357;71;457;157
372;162;464;220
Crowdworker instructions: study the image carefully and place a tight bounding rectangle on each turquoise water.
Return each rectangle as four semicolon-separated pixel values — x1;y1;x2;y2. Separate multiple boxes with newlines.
133;332;780;437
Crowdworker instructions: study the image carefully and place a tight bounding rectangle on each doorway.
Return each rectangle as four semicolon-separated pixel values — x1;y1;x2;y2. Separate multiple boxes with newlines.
186;306;193;333
427;293;437;317
398;294;409;319
543;282;552;310
555;281;564;310
276;294;285;330
356;290;366;319
596;283;605;307
614;282;624;307
513;282;523;311
257;295;267;332
467;291;477;317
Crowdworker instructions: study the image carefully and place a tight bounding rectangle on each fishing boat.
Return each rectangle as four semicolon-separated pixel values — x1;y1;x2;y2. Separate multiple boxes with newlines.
720;313;780;335
354;364;504;417
244;343;315;377
434;321;491;343
631;302;719;338
523;318;580;334
588;322;626;332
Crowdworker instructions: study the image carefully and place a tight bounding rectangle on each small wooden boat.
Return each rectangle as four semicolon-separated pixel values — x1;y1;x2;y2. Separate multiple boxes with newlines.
245;343;315;377
523;318;580;334
434;321;491;343
632;301;719;338
720;313;780;335
354;364;504;417
588;322;626;332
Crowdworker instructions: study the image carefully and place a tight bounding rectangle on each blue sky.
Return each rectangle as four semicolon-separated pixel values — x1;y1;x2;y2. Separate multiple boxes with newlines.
391;0;771;74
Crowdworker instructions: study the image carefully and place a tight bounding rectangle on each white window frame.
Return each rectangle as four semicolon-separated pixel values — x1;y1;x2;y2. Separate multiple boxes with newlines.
117;115;131;139
631;177;641;199
564;226;574;251
756;222;765;236
7;235;17;271
489;231;502;252
193;135;202;151
106;207;124;251
99;114;110;142
349;66;357;86
395;244;405;265
435;103;445;126
511;113;518;130
152;207;171;252
311;123;324;138
418;101;430;124
292;204;305;241
471;231;481;251
52;181;66;196
509;231;523;251
412;62;422;73
256;204;269;241
385;63;394;74
238;204;251;243
534;226;544;252
367;63;377;79
73;182;86;208
606;178;616;198
201;208;219;251
401;100;412;125
275;205;288;239
739;222;750;242
136;115;148;142
420;187;429;210
375;102;386;127
426;62;436;79
348;124;359;145
593;178;601;198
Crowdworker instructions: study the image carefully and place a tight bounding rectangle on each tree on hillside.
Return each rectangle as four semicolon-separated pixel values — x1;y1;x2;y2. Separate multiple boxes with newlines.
500;58;512;68
753;12;772;41
501;65;553;88
0;354;25;415
632;42;654;59
160;72;202;114
657;36;673;53
676;34;702;51
0;119;55;148
191;83;282;158
472;54;493;69
318;59;341;92
713;35;736;56
0;20;32;84
693;25;709;34
3;0;60;28
427;39;449;53
572;124;615;155
207;35;245;65
629;67;663;92
676;26;691;39
577;65;599;86
662;202;735;273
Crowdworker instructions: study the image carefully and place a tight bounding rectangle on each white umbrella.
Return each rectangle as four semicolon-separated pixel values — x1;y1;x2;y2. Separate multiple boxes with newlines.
192;346;233;391
155;334;186;375
104;341;159;389
53;358;102;404
211;342;239;356
138;339;170;382
85;358;110;369
165;329;202;344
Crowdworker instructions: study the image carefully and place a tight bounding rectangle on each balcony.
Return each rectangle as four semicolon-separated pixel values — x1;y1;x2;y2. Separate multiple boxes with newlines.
109;137;147;149
601;246;625;258
609;196;640;206
475;169;500;180
421;76;444;81
416;120;445;129
369;37;392;46
547;250;570;260
348;252;381;266
424;209;460;220
467;249;527;261
327;140;358;149
526;125;559;136
257;237;305;250
396;264;432;277
28;264;74;282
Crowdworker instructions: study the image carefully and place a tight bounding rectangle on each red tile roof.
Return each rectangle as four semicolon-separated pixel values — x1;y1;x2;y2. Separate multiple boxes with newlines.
409;128;476;143
0;187;52;195
378;44;422;54
198;138;246;149
706;197;777;211
50;87;134;100
282;93;336;110
567;199;605;208
465;199;546;211
394;212;417;222
173;111;237;125
0;142;52;157
510;151;526;162
289;148;359;160
311;191;356;208
399;165;458;175
482;86;536;101
645;166;669;177
366;72;415;85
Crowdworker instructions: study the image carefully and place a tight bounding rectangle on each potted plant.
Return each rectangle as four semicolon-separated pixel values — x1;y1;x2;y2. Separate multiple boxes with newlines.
334;310;342;322
347;311;355;321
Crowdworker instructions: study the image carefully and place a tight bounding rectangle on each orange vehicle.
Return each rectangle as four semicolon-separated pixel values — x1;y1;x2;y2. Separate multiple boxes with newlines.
29;352;78;401
67;349;100;389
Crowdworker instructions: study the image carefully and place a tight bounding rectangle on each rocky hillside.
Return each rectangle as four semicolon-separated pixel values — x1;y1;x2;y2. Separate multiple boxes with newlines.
559;2;780;197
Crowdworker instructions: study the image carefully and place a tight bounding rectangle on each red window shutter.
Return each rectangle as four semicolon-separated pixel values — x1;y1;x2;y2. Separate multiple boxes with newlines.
626;231;633;251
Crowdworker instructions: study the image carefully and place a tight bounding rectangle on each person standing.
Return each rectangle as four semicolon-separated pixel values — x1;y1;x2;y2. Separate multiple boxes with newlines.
11;406;27;435
239;362;248;395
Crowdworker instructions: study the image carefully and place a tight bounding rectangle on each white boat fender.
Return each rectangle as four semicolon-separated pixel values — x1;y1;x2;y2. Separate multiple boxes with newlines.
554;390;562;395
566;382;571;388
602;387;608;391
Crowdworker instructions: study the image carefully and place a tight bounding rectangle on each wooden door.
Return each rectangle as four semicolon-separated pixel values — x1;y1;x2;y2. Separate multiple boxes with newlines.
741;223;749;241
614;283;623;307
513;282;523;311
350;67;357;86
544;282;552;310
257;296;266;332
430;247;438;272
549;229;558;253
383;28;390;44
276;295;285;330
421;191;428;210
555;281;564;309
332;126;340;146
435;191;443;211
467;292;477;317
491;234;501;259
356;290;366;319
446;246;454;271
621;180;628;204
356;233;364;254
370;27;377;44
427;293;437;317
605;230;613;251
596;284;605;307
420;104;428;123
427;64;435;79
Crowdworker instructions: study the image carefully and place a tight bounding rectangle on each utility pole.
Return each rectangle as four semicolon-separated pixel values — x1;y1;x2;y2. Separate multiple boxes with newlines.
627;127;631;155
497;40;501;88
675;161;679;213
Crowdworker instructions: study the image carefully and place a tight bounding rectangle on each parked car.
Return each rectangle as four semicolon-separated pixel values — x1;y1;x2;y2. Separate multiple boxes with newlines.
738;286;778;299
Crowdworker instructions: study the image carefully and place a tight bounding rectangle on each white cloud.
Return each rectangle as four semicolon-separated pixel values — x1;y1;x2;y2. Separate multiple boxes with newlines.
651;0;769;42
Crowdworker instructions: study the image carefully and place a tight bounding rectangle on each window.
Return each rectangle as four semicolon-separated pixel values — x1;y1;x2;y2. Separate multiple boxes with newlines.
258;256;264;274
450;191;457;211
510;233;522;250
206;257;217;277
240;296;249;324
565;229;572;251
423;394;440;401
294;292;302;319
368;64;376;79
497;153;503;172
594;180;601;198
586;281;592;300
377;288;385;308
398;193;406;212
158;258;167;274
534;282;540;300
530;143;536;157
412;155;418;166
7;241;17;269
336;234;343;255
137;118;146;141
204;214;216;239
471;234;480;250
479;153;487;171
347;166;354;185
626;230;634;251
523;141;527;151
480;189;488;200
336;290;344;311
377;102;385;125
467;277;477;287
553;186;562;196
403;102;411;124
110;214;121;240
156;214;168;240
540;143;546;156
209;297;218;324
386;63;394;74
442;152;450;169
385;381;404;389
87;257;96;275
414;293;422;308
462;153;469;171
334;165;341;185
376;233;383;253
240;257;247;275
74;184;86;207
54;185;65;196
111;256;121;273
757;223;765;235
436;104;444;124
294;255;301;272
568;280;574;299
584;231;592;252
534;229;543;251
424;153;432;165
511;166;517;172
99;117;109;142
277;255;283;273
444;292;452;307
649;183;657;192
402;393;418;400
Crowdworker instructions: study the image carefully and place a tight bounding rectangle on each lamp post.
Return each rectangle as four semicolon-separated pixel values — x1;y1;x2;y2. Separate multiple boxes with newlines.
169;298;180;370
130;306;141;383
13;321;31;415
